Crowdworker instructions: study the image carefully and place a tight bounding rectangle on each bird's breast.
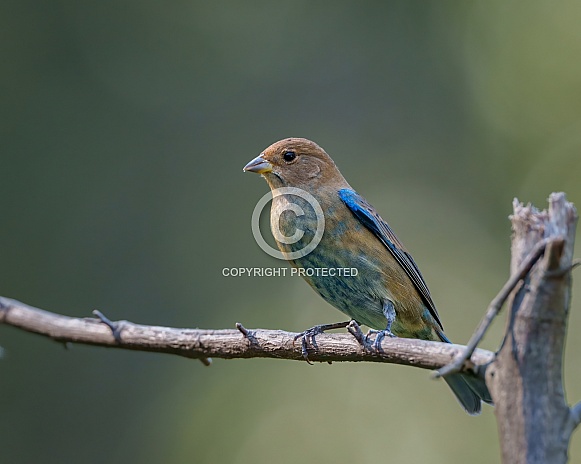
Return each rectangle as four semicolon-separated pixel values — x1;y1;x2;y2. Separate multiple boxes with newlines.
270;194;320;253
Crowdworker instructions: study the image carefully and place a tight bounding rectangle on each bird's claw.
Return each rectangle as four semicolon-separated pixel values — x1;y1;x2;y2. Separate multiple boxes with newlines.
293;321;352;363
347;320;374;352
365;328;396;353
293;326;326;364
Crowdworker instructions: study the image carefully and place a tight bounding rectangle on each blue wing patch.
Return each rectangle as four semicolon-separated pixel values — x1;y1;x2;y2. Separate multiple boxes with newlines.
338;188;443;330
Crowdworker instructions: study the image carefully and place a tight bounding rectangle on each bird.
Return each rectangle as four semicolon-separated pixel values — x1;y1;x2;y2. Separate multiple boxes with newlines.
243;137;492;415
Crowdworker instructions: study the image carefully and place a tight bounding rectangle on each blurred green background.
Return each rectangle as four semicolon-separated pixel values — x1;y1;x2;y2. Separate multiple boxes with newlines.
2;2;581;463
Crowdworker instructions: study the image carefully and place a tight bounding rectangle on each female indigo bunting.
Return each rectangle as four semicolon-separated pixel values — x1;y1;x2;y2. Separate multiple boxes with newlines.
244;137;491;415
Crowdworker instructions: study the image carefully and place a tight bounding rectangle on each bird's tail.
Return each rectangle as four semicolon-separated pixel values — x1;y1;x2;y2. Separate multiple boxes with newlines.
437;331;493;415
443;373;490;415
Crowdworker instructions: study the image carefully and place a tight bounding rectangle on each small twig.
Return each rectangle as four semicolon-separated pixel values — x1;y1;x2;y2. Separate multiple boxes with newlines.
570;401;581;432
198;356;212;367
93;309;123;343
435;238;553;379
236;321;259;348
347;320;365;345
236;322;250;337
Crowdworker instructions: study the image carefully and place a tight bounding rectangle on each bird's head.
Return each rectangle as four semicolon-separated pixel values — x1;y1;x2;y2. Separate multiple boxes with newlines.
243;138;348;191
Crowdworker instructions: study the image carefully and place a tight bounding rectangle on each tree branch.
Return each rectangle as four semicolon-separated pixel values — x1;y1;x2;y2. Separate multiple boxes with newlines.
0;296;493;371
491;193;578;464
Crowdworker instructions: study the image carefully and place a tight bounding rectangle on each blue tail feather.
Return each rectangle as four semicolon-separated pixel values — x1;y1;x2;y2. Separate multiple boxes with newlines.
436;329;493;412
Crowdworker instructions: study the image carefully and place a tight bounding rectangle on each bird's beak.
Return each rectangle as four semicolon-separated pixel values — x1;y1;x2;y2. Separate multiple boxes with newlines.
243;155;273;174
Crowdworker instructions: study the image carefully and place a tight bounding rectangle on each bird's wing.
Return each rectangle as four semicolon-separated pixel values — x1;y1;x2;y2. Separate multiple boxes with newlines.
338;188;443;329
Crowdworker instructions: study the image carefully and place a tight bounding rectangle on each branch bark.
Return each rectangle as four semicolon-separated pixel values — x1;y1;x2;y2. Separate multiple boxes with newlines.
487;193;578;464
0;296;493;370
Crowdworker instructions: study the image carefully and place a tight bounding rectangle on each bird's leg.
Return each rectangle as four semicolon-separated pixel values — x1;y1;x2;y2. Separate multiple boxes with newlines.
293;320;352;364
366;301;397;352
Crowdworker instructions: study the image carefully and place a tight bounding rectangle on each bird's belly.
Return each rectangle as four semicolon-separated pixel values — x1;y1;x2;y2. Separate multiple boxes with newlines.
306;271;386;329
273;200;435;339
292;244;389;330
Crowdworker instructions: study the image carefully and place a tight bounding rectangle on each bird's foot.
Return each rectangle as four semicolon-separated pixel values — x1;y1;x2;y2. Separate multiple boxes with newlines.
293;321;351;364
365;328;396;353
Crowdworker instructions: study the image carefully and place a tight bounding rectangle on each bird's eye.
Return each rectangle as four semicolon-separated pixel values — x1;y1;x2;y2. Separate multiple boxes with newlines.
283;151;296;162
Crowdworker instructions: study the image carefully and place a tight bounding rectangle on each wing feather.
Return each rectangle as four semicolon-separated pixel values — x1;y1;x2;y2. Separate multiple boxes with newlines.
338;188;443;329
